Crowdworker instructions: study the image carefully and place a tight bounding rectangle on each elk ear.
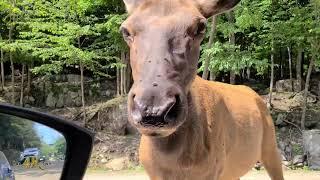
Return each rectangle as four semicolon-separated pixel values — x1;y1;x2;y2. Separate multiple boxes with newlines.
195;0;241;18
123;0;144;14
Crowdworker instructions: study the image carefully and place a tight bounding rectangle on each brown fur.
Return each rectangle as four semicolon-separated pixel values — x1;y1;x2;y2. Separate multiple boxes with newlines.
121;0;285;179
139;76;284;180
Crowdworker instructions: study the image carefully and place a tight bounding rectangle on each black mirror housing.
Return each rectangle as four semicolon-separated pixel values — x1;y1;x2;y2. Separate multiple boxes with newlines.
0;104;94;180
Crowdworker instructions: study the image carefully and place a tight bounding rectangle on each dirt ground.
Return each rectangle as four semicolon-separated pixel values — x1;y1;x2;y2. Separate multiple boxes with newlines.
14;169;320;180
13;161;64;180
82;170;320;180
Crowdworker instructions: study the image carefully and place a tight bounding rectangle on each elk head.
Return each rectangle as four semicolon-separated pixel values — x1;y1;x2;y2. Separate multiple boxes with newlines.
122;0;240;137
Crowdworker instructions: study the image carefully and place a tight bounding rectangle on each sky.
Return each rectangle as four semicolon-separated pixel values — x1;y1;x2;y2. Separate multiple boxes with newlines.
33;122;64;144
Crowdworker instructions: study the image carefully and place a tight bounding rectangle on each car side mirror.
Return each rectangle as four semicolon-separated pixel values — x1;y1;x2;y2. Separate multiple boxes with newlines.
0;104;94;180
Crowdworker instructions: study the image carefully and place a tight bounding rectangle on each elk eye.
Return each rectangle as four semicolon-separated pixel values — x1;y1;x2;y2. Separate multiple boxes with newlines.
120;27;133;42
195;21;207;36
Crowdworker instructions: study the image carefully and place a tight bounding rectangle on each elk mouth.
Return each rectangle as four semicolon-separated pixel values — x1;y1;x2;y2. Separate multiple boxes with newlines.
139;95;181;127
134;96;186;137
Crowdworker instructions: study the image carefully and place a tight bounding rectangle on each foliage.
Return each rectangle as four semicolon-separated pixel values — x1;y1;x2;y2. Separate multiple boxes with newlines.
0;0;127;77
0;113;41;152
199;0;320;81
0;0;319;97
53;137;66;156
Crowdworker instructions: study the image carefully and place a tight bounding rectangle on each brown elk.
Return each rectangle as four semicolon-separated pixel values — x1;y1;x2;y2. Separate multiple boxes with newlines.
121;0;285;179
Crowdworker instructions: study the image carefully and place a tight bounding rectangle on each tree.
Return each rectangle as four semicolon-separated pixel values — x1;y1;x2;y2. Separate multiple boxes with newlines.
227;11;237;84
0;0;23;104
94;13;129;96
202;16;217;80
0;113;41;154
301;0;320;130
0;36;4;90
53;137;66;156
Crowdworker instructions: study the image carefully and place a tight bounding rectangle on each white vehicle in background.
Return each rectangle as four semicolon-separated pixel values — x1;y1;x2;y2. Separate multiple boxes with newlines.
19;148;40;164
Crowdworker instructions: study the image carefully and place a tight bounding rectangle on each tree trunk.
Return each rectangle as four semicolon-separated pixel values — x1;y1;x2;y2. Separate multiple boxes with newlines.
121;67;124;95
318;82;320;97
287;46;293;91
202;16;217;80
20;64;25;107
301;58;315;130
121;51;126;95
116;67;120;96
126;53;132;92
27;62;33;95
280;50;284;79
78;38;85;121
296;48;303;91
80;62;86;119
124;67;127;94
246;68;251;80
209;71;216;81
268;46;275;108
227;11;236;85
9;13;15;104
230;72;236;85
0;48;4;90
10;53;15;104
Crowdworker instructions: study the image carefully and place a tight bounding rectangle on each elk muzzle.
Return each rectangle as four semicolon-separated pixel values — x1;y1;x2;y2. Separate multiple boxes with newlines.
128;83;186;137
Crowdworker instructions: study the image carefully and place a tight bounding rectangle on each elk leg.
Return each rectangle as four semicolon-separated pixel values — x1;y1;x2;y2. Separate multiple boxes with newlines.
261;116;285;180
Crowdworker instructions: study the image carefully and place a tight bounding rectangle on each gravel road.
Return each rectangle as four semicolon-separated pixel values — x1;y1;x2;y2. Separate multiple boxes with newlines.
83;170;320;180
15;170;320;180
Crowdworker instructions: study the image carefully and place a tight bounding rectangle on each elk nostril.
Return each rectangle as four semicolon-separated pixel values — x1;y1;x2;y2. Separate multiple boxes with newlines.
164;95;181;122
152;82;158;87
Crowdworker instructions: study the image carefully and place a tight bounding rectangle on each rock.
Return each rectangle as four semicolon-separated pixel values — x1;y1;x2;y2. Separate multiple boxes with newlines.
44;81;53;92
295;162;304;168
64;92;74;106
303;130;320;170
100;158;108;164
46;92;57;107
283;160;292;166
74;96;82;107
27;96;35;103
65;91;82;107
305;121;318;129
275;114;286;126
29;74;117;108
105;157;129;171
284;145;293;160
99;154;105;158
69;91;79;99
24;96;35;105
100;90;112;97
292;91;317;105
63;87;69;93
85;97;139;135
66;74;81;83
56;94;64;108
280;127;286;132
254;162;262;170
101;146;108;152
293;155;304;165
278;141;286;151
281;154;287;161
275;79;304;92
282;164;290;170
